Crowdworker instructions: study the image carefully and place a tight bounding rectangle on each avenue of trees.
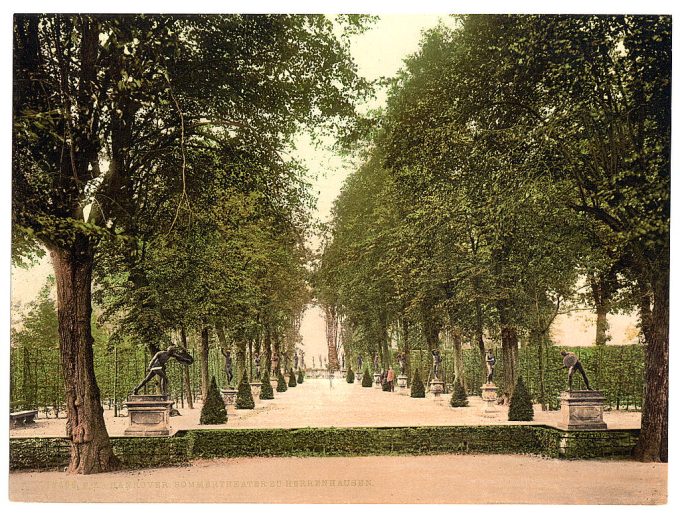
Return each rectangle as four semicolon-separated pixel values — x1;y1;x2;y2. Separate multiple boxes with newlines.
12;14;370;473
316;15;669;462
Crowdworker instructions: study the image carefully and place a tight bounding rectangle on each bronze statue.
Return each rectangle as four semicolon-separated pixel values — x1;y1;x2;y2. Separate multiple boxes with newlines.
485;350;496;384
220;349;234;386
561;351;592;391
432;349;442;379
397;352;406;375
133;345;193;396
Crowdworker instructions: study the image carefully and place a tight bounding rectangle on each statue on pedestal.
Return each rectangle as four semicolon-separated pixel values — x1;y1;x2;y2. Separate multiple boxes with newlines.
294;350;299;370
221;349;234;386
485;350;496;384
254;352;261;378
561;351;592;390
373;352;379;372
271;352;279;375
357;354;363;371
432;349;442;379
133;345;194;396
300;350;305;368
397;352;406;375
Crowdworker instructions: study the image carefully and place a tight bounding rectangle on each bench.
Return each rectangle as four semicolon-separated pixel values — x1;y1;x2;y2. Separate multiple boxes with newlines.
10;410;38;428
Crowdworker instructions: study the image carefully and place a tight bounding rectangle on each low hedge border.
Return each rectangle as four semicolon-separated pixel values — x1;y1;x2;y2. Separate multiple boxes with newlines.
9;425;640;471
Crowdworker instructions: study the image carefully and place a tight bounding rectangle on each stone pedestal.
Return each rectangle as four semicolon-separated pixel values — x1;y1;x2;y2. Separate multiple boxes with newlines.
220;388;238;408
373;372;382;388
124;395;174;436
559;390;607;430
396;374;408;390
481;383;499;416
429;378;445;400
356;371;363;382
250;382;262;399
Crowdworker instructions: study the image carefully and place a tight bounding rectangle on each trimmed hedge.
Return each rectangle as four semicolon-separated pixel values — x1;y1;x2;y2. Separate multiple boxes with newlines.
9;426;641;471
450;379;468;407
260;374;274;400
297;370;304;384
509;376;534;421
236;371;255;410
288;369;297;387
361;368;372;387
200;376;227;424
410;369;425;398
276;370;288;392
346;367;355;384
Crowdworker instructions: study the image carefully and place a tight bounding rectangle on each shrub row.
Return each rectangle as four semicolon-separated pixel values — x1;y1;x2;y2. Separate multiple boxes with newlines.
9;425;640;471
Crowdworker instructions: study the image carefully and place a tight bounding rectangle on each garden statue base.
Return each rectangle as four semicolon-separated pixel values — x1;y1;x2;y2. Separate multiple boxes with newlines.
397;374;408;390
250;382;262;399
481;383;499;416
373;372;382;388
220;388;238;408
559;390;607;430
429;378;444;400
124;394;174;436
356;371;363;382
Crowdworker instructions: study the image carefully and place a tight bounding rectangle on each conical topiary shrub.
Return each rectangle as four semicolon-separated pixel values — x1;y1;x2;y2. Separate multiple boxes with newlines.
276;370;288;392
410;369;425;398
297;370;304;384
508;376;534;421
236;371;255;409
361;367;372;387
288;369;297;387
346;367;355;384
200;376;227;424
260;373;274;400
450;378;468;407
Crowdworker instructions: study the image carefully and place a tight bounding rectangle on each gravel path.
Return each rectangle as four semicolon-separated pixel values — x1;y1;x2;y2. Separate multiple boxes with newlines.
10;378;641;437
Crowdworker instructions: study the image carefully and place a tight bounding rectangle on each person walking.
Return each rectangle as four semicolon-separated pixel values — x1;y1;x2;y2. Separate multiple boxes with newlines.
387;365;395;392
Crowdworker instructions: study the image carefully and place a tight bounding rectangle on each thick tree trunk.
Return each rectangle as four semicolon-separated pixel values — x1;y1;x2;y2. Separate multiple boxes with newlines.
199;327;210;400
179;326;193;409
49;241;117;474
324;304;340;370
595;307;609;346
633;270;669;462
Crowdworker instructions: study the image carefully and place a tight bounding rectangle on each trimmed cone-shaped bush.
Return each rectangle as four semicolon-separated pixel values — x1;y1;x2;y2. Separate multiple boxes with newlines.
288;369;297;387
450;379;469;407
200;376;227;424
297;370;304;384
260;373;274;400
346;367;355;384
361;367;372;387
508;376;534;421
276;370;288;392
236;371;255;409
410;369;425;398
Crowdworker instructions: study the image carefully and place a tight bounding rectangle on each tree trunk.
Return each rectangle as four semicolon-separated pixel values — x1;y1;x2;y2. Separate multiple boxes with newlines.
475;300;486;385
324;304;340;370
633;270;669;462
179;326;193;409
500;326;519;401
49;241;117;474
451;327;465;389
402;317;411;380
199;327;210;400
